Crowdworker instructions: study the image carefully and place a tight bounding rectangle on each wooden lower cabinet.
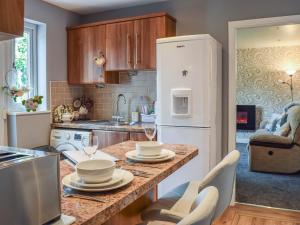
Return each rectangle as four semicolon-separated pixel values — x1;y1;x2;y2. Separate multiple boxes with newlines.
129;132;149;141
93;130;130;149
92;130;156;149
130;132;157;141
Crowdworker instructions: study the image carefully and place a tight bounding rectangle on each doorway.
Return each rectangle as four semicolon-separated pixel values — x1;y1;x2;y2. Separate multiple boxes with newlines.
228;15;300;210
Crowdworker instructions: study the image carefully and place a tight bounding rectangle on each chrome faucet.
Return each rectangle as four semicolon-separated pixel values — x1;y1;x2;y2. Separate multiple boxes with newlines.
113;94;127;123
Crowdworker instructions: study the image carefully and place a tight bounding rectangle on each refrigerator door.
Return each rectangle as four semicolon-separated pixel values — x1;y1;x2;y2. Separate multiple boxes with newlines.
157;126;210;197
157;38;212;127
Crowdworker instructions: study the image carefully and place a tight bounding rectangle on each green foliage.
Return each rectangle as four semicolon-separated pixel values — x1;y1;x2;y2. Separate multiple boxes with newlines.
14;32;28;86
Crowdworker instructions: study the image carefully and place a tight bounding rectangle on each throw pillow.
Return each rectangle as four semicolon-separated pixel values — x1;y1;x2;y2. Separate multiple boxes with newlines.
267;113;281;132
274;122;291;137
279;113;288;126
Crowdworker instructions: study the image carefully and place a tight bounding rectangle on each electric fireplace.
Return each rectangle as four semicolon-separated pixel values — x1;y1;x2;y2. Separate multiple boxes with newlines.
237;105;256;130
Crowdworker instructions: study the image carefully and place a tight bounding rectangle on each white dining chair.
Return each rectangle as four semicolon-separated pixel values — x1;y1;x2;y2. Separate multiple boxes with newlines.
140;150;240;224
138;186;219;225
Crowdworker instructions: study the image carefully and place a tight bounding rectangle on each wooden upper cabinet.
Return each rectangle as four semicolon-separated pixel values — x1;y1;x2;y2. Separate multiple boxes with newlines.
0;0;24;41
67;12;176;83
105;14;176;71
106;21;135;71
134;16;175;70
68;25;119;84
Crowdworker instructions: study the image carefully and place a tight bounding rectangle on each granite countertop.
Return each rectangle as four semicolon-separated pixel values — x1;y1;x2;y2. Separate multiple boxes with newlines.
61;141;198;225
51;121;150;132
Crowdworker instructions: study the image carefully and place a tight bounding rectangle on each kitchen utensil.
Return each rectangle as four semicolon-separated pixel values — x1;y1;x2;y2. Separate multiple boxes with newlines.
63;193;108;203
136;141;163;156
125;149;175;163
62;169;133;192
70;171;122;188
82;135;99;159
61;112;74;122
142;123;157;141
76;159;116;183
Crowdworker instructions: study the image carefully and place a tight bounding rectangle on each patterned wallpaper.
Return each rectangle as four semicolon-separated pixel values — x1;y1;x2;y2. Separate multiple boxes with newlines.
236;46;300;122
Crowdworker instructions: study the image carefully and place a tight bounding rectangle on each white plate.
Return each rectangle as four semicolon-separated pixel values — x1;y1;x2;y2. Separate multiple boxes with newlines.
126;149;175;163
62;169;134;192
70;171;123;188
135;149;170;159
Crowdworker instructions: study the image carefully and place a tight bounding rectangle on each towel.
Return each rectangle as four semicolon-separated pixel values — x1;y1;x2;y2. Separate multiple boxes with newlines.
160;181;201;219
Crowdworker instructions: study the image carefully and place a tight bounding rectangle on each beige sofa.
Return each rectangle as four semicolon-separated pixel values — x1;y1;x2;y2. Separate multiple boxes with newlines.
248;106;300;174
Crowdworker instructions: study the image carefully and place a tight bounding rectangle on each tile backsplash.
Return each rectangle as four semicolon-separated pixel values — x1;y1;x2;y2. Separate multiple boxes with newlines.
49;81;84;113
49;71;156;121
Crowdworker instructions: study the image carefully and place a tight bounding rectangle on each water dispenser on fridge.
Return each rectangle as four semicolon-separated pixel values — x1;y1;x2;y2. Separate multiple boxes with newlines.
171;88;192;117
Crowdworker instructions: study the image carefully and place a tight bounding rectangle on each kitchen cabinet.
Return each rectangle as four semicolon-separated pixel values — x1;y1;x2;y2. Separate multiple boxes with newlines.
133;16;175;70
130;132;157;141
0;0;24;41
106;21;135;71
67;25;119;84
67;13;176;82
93;130;129;149
105;14;176;71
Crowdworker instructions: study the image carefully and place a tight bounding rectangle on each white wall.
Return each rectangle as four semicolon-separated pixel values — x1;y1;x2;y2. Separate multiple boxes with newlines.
0;41;13;145
0;0;80;145
25;0;80;81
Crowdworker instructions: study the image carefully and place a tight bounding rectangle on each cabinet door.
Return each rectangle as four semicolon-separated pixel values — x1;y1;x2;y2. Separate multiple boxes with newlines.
134;17;165;70
68;25;106;84
0;0;24;41
106;21;134;71
134;16;176;70
130;132;157;141
93;130;130;149
130;132;148;141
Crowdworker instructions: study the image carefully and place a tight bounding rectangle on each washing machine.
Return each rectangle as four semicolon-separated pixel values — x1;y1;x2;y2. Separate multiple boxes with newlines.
50;129;92;152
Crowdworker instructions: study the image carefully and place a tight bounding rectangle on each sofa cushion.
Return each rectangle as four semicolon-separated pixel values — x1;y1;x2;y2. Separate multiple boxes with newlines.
249;133;293;148
265;113;281;131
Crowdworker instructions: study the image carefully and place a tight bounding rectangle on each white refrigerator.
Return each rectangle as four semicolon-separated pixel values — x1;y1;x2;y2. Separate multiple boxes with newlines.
156;34;222;197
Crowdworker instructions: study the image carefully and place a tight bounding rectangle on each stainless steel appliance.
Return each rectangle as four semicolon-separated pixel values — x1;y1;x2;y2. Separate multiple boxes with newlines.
0;147;61;225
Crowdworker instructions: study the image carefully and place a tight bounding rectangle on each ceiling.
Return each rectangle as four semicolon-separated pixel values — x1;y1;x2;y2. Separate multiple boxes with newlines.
42;0;169;15
237;24;300;49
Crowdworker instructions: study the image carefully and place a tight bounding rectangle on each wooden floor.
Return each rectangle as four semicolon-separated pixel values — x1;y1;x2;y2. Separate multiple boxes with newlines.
213;203;300;225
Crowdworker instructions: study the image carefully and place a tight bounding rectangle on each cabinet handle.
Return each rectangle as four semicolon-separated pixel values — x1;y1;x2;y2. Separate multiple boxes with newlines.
127;34;133;67
135;33;141;68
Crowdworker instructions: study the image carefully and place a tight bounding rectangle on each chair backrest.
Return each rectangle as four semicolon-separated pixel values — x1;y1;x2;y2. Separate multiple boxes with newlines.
177;186;219;225
198;150;240;219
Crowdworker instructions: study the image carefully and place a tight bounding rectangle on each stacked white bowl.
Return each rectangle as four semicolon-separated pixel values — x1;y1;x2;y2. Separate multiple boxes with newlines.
76;159;116;183
136;141;163;157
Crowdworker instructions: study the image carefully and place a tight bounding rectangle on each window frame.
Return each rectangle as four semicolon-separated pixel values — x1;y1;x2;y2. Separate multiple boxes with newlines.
13;21;38;98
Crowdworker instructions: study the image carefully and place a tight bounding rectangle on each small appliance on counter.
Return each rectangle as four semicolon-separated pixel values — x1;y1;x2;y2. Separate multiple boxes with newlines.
0;147;61;225
7;111;51;148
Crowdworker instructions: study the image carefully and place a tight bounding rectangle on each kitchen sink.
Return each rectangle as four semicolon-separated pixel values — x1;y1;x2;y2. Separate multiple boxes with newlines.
73;120;129;126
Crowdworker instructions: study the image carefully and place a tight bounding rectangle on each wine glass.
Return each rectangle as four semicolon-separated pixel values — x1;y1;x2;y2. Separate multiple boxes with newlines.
82;136;99;159
142;123;157;141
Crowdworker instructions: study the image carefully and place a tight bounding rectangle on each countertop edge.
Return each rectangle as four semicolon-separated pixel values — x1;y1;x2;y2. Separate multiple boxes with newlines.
83;148;198;225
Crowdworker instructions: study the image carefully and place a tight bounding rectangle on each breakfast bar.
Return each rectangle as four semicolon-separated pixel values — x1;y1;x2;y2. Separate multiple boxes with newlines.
61;141;198;225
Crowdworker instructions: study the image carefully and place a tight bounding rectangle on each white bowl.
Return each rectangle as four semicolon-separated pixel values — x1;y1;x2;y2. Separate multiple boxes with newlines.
136;141;163;156
76;159;116;183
